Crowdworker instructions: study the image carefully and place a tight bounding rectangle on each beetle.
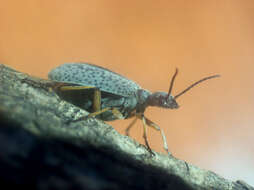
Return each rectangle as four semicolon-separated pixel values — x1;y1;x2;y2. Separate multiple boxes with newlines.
48;63;219;155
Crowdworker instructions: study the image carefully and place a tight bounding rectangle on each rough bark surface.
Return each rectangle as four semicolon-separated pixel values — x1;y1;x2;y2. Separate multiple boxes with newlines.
0;64;253;190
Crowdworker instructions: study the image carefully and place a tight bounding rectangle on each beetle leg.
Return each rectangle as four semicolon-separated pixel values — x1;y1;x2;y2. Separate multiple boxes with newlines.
56;84;124;120
92;88;101;112
142;116;171;156
83;107;123;119
58;85;101;115
59;85;96;91
125;117;138;136
136;114;155;156
111;108;124;119
86;107;110;117
59;85;102;112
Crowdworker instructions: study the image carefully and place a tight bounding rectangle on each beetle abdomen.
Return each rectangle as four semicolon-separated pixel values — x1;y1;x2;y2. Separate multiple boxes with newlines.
48;63;141;97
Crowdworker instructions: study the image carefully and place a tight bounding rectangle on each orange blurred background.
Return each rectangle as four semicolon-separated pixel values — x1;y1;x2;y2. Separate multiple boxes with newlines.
1;0;254;185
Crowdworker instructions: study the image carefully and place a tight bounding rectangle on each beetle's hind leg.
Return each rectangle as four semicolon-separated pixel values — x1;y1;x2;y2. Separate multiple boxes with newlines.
58;85;124;120
85;87;124;119
59;85;101;113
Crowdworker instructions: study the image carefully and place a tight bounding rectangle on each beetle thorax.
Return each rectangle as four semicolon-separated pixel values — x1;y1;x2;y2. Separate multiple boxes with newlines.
135;89;151;113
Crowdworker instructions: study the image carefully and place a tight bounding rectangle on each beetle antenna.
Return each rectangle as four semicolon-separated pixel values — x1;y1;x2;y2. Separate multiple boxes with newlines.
167;68;178;98
174;74;220;99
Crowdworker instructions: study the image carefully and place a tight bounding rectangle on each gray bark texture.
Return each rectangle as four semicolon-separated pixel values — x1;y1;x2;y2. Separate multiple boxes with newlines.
0;64;253;190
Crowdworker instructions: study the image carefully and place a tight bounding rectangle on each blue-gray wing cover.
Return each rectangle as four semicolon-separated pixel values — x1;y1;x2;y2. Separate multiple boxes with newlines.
48;63;141;97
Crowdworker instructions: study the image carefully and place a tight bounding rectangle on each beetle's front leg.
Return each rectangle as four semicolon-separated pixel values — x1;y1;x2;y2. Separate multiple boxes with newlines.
130;113;154;156
143;116;171;156
134;113;171;156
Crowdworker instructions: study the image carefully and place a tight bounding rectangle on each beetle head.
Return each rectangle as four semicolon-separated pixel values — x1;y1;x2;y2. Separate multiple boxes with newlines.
147;92;179;109
147;68;220;109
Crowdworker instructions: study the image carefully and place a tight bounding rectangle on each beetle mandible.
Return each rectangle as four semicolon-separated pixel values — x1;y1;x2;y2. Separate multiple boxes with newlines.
48;63;220;155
